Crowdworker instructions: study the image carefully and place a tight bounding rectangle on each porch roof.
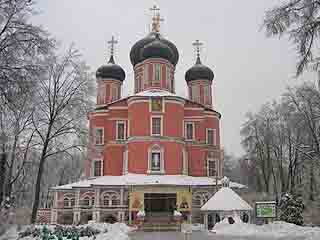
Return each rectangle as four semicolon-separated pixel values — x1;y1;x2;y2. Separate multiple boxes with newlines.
201;187;253;212
52;174;245;190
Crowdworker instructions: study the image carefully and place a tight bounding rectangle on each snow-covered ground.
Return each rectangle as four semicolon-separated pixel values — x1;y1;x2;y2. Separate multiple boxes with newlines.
0;222;135;240
212;219;320;240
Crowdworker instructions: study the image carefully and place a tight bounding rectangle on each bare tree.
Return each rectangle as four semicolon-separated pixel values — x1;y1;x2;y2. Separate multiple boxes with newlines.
0;0;54;100
263;0;320;75
241;82;320;202
30;46;94;223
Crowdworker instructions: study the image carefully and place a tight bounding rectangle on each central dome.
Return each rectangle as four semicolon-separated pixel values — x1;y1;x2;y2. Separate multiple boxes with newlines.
130;32;179;66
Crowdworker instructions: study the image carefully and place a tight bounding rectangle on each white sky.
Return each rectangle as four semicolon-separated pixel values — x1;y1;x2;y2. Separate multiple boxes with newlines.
31;0;317;157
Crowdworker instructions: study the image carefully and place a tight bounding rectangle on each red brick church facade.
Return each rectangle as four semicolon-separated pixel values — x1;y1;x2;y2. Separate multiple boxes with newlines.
47;7;241;225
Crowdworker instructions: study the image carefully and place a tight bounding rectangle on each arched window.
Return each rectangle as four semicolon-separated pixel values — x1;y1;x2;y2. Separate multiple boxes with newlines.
148;145;164;174
192;191;210;207
83;196;90;206
80;193;95;207
102;191;120;207
63;194;75;208
63;197;70;207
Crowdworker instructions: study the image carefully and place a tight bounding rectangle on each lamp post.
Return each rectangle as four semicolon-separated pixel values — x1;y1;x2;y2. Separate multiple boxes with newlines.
0;131;8;205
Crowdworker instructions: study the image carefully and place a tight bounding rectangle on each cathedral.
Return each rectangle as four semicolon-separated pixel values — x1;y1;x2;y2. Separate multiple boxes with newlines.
48;6;243;226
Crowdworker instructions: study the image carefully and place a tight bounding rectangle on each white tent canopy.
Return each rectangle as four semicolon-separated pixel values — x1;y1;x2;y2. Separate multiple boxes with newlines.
201;187;253;212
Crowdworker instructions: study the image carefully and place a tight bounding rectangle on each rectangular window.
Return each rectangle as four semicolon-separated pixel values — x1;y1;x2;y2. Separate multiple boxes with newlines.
116;121;126;140
93;160;102;176
151;98;163;112
166;67;171;89
154;64;161;82
144;65;149;87
111;85;118;101
151;152;161;171
151;117;162;136
192;85;200;102
185;122;194;140
204;85;210;104
206;129;216;145
208;160;216;177
95;128;104;145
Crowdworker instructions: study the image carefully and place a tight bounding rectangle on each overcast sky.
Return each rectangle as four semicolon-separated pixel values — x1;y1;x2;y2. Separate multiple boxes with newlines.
31;0;316;157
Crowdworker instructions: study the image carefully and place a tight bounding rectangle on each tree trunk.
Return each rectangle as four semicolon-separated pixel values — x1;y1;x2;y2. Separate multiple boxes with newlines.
30;140;49;223
5;135;18;197
0;152;6;204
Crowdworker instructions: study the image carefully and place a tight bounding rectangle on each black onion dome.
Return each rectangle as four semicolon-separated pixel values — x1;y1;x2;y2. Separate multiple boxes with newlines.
96;55;126;81
130;32;179;66
185;57;214;82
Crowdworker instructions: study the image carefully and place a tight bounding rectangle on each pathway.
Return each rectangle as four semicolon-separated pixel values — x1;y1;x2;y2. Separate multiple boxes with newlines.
129;231;307;240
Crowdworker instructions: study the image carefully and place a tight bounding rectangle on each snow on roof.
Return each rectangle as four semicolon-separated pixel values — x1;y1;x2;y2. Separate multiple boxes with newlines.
134;89;180;97
201;187;253;212
52;174;245;190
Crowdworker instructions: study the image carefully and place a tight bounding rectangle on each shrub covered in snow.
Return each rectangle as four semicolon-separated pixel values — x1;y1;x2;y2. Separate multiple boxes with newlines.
19;225;101;238
279;193;304;226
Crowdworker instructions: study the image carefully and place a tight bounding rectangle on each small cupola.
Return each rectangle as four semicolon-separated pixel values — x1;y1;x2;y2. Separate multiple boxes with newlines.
186;40;214;107
185;56;214;82
96;36;125;81
96;55;126;81
96;36;125;105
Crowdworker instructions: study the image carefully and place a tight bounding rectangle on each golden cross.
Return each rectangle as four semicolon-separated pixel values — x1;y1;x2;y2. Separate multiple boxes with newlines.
192;40;203;60
107;36;118;57
150;5;163;32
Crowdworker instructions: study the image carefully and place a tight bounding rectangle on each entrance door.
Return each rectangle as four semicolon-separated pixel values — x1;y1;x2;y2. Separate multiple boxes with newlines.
144;193;176;212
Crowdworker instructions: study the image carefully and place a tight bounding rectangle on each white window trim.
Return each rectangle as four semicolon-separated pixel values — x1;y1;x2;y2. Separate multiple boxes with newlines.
184;121;195;141
206;128;216;145
153;64;162;82
147;145;165;174
149;98;164;112
116;120;126;140
151;115;163;136
91;159;103;177
94;127;104;145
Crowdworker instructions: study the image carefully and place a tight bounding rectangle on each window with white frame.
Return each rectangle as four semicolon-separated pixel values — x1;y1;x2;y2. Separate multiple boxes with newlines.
93;160;102;176
94;128;104;145
154;64;161;82
151;116;162;136
185;122;195;140
63;195;75;208
151;152;161;171
192;191;210;207
206;128;216;145
207;151;217;177
116;121;126;140
102;191;120;207
148;145;164;173
208;159;217;177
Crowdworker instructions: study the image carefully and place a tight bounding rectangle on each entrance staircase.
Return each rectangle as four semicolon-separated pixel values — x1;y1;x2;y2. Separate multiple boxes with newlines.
141;212;181;232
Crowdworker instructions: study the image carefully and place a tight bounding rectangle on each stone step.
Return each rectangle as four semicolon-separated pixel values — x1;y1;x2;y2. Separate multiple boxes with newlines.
140;223;181;232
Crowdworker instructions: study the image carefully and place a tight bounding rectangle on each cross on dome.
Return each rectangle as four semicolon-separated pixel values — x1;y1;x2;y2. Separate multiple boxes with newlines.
150;5;163;33
192;39;203;64
107;36;118;63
